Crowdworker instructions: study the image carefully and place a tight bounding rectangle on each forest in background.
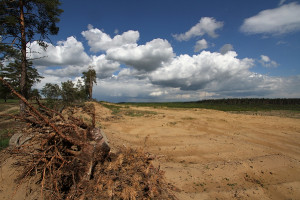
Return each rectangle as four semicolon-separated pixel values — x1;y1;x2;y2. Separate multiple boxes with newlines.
119;98;300;111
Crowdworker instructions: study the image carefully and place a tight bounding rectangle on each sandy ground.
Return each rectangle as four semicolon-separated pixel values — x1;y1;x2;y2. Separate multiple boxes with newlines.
96;104;300;200
1;103;300;200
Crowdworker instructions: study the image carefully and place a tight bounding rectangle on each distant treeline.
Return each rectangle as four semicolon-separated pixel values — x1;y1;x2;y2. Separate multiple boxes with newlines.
196;98;300;105
120;98;300;111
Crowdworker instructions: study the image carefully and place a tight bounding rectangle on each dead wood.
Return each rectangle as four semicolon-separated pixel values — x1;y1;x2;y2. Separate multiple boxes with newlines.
0;77;176;200
36;97;65;121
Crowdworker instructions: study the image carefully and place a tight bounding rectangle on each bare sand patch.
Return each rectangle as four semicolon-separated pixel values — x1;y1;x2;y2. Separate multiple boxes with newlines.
98;104;300;200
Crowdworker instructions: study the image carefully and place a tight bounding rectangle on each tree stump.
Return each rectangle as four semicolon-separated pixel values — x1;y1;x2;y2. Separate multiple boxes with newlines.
81;128;110;180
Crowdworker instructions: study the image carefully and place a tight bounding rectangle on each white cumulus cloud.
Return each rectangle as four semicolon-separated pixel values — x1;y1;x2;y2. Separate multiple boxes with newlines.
89;55;120;78
28;36;121;79
261;55;271;62
40;54;120;79
259;55;279;67
106;38;174;71
150;51;255;90
30;25;300;101
43;66;85;77
81;25;139;52
194;39;209;52
92;76;160;102
173;17;223;41
28;36;90;66
240;2;300;35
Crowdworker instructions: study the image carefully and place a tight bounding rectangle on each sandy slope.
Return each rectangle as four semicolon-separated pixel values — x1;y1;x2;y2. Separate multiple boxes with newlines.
97;104;300;200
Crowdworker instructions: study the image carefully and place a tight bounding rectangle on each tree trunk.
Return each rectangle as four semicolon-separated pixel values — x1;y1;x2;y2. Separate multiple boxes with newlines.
89;82;93;100
19;0;27;115
89;74;93;100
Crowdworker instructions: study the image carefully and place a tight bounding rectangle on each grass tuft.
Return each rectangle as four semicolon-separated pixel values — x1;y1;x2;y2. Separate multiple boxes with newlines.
0;129;13;151
0;138;10;150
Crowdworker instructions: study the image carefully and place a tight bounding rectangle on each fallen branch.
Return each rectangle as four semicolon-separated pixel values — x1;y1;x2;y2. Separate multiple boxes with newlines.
0;77;85;146
1;77;176;200
36;97;65;121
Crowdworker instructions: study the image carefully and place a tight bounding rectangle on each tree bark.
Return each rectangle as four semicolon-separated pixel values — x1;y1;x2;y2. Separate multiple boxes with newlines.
89;77;93;100
19;0;27;115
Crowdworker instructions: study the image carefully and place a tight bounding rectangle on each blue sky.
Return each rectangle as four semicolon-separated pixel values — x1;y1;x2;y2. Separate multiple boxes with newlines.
29;0;300;102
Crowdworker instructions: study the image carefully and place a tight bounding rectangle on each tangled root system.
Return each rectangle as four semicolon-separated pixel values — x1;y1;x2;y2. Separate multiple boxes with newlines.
0;77;176;200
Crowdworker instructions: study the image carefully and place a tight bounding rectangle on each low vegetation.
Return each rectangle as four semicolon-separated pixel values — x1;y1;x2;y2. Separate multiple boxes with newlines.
99;102;158;117
0;99;19;112
99;102;122;114
0;129;12;150
0;100;20;151
124;110;158;117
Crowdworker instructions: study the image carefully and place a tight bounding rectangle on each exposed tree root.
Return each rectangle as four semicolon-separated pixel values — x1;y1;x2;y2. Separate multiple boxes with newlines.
0;77;177;199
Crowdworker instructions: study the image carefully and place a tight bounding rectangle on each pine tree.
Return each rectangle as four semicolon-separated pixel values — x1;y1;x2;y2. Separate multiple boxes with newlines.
41;83;61;100
61;80;77;104
0;54;43;102
75;79;88;101
82;67;97;100
0;0;63;114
